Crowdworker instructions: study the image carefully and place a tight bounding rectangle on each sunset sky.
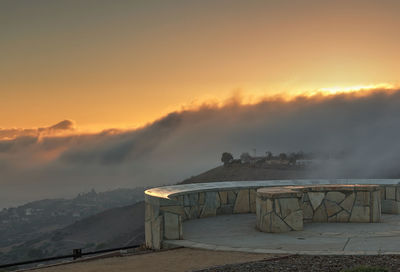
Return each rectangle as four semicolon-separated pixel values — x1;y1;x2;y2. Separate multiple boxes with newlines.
1;0;400;130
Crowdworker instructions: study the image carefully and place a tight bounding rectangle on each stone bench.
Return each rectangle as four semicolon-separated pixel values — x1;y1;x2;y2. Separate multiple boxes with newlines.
256;185;381;233
144;180;400;249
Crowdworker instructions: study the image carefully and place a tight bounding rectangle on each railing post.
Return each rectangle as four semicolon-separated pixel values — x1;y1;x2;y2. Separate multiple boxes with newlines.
72;248;82;260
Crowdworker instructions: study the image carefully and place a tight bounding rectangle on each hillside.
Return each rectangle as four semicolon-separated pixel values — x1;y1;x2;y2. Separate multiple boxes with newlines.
0;202;145;264
180;164;311;184
0;188;145;255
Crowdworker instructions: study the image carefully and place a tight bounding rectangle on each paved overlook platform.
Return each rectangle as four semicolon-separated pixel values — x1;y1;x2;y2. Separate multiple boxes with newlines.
145;180;400;254
165;213;400;255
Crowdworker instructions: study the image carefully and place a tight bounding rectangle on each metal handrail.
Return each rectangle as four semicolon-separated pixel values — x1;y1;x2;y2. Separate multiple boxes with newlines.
0;244;142;269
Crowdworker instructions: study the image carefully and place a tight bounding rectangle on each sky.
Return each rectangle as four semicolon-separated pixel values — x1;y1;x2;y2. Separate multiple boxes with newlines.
1;0;400;130
1;1;400;208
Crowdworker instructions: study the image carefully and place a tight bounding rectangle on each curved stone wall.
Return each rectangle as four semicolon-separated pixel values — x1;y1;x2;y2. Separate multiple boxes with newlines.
145;179;400;249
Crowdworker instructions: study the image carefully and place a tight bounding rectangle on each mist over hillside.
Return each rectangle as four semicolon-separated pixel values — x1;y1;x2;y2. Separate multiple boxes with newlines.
2;88;400;207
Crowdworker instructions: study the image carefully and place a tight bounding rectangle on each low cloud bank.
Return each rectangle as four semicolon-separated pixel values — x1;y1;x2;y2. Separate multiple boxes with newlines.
2;89;400;208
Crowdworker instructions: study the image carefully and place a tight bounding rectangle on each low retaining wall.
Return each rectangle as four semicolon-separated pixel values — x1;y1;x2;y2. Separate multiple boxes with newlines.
256;185;381;233
145;179;400;249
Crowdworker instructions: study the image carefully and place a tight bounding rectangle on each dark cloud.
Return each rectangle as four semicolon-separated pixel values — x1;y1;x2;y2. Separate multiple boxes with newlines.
2;89;400;208
46;119;75;131
0;119;75;140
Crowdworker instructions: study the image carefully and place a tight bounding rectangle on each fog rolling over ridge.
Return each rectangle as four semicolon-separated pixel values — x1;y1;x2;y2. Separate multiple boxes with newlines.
1;88;400;208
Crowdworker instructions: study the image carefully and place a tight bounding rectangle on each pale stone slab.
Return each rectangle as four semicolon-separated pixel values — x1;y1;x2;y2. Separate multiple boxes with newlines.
200;192;220;217
336;210;350;222
371;191;381;222
219;191;228;205
184;193;199;206
324;200;342;217
355;192;370;206
350;206;370;222
234;189;250;213
145;202;159;221
340;193;355;212
279;198;301;218
187;206;199;219
325;191;346;203
284;210;303;230
270;213;291;232
313;203;327;222
382;199;400;214
152;216;163;250
386;187;396;200
164;212;180;239
199;192;205;205
302;202;313;220
274;199;281;214
145;221;152;248
308;192;325;210
227;191;237;205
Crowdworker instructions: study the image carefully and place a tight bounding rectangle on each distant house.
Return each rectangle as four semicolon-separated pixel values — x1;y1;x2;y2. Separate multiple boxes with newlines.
296;159;322;166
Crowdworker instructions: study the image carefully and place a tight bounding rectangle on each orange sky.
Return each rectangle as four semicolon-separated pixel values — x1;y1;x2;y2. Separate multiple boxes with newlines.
1;0;400;130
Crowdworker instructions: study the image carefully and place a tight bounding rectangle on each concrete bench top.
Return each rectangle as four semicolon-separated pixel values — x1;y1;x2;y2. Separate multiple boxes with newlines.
145;179;400;199
257;187;303;198
257;184;381;199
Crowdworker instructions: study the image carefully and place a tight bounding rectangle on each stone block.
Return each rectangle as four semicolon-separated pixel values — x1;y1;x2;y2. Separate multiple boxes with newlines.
312;203;327;222
302;193;309;202
227;191;237;205
372;193;381;222
249;189;257;213
349;206;370;222
355;192;370;206
397;187;400;201
233;189;250;213
151;216;163;250
187;206;199;219
270;213;291;232
256;196;273;219
340;193;355;212
219;191;228;205
386;187;396;200
274;199;281;214
160;205;185;217
184;193;199;206
328;215;337;222
200;192;220;217
325;191;346;203
257;213;270;231
308;192;325;210
284;210;303;230
382;199;400;214
336;210;350;222
145;221;152;248
199;192;205;205
164;212;180;240
145;202;159;221
324;200;342;217
279;198;301;218
380;187;385;199
302;202;313;220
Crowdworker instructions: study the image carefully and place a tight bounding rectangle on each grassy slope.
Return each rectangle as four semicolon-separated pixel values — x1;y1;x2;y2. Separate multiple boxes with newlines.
180;164;310;184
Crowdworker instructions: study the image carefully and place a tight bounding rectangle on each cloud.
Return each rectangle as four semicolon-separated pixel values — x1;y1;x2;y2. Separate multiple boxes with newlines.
2;89;400;207
0;119;75;140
